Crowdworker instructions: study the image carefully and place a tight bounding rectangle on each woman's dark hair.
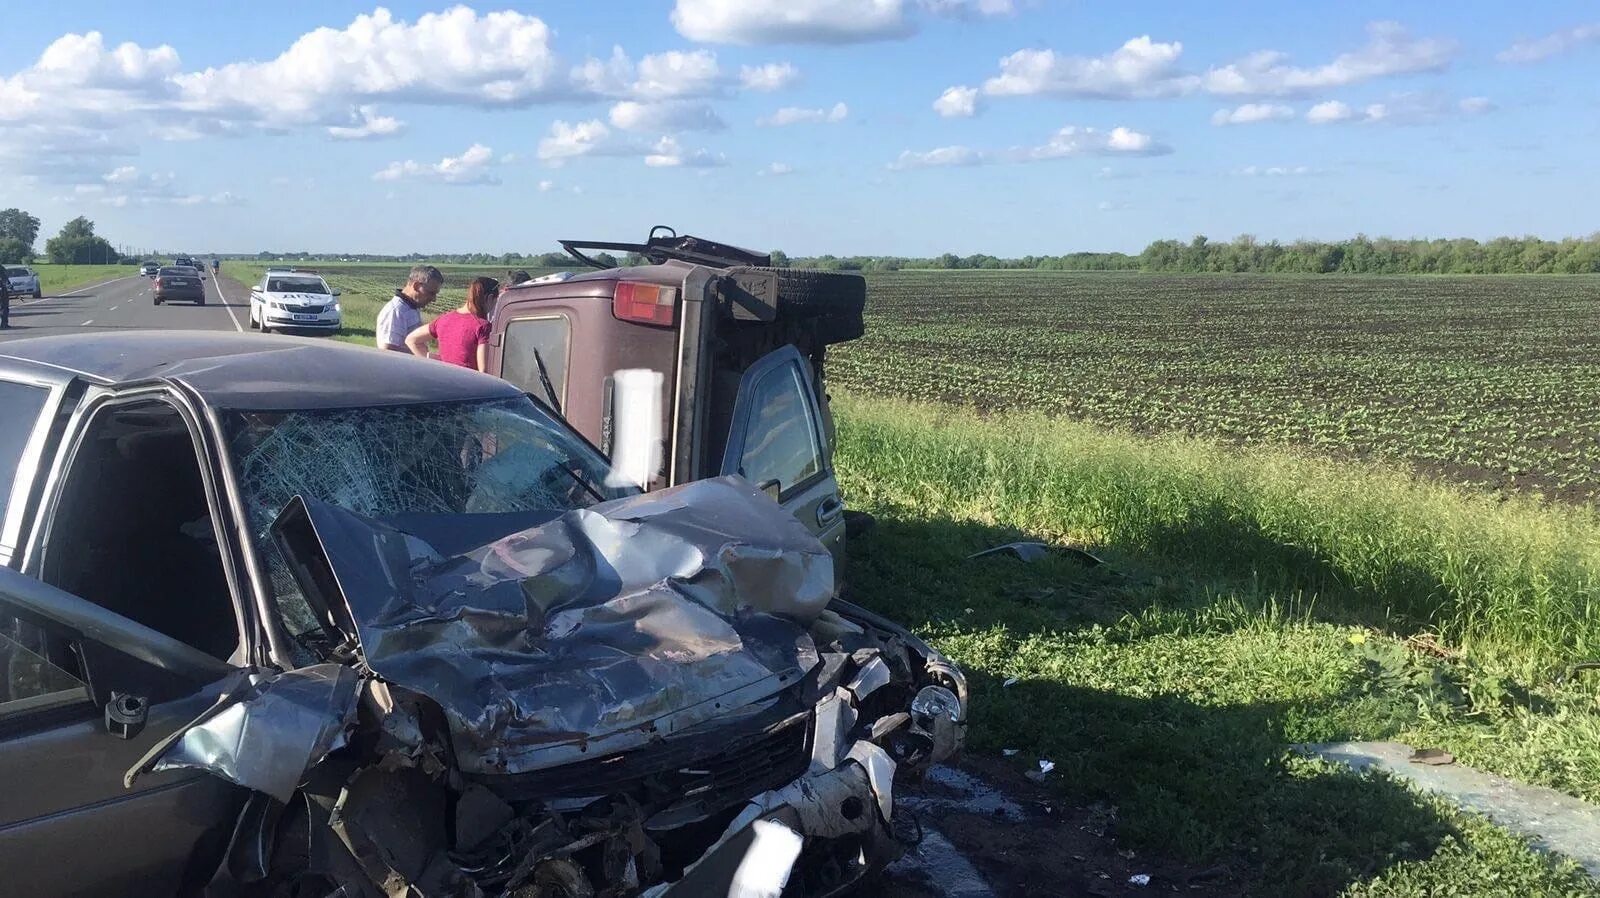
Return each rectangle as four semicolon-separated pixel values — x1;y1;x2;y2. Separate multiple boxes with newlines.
465;276;499;318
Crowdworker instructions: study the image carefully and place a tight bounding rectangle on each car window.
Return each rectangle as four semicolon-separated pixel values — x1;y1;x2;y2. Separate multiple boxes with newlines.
737;363;824;496
222;396;633;645
4;267;25;277
268;278;329;294
500;317;570;408
0;623;90;720
0;381;48;522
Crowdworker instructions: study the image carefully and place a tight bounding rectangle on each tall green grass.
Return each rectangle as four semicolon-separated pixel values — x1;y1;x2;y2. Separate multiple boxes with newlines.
832;392;1600;894
834;392;1600;674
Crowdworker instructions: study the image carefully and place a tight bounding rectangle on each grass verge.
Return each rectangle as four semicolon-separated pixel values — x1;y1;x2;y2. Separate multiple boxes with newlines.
23;264;137;296
833;392;1600;896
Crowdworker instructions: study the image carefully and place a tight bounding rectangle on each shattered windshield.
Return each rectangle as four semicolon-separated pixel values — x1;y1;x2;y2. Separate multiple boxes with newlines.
224;396;632;646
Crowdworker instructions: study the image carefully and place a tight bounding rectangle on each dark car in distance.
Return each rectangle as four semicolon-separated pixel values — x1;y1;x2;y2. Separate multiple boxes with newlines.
153;266;205;305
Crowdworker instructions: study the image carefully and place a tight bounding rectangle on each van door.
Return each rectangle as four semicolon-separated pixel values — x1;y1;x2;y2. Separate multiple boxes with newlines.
719;346;845;564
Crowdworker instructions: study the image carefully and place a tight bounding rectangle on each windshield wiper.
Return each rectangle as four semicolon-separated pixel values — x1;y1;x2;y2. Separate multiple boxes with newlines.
531;347;562;415
552;463;605;504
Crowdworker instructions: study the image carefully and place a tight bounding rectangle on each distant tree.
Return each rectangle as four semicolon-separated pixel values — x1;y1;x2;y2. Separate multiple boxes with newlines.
45;216;118;264
769;249;790;267
592;252;619;269
0;237;30;264
0;208;41;252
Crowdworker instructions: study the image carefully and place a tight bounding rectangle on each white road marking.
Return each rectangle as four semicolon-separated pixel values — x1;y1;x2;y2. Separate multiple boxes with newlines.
81;319;94;326
110;304;120;311
208;274;244;333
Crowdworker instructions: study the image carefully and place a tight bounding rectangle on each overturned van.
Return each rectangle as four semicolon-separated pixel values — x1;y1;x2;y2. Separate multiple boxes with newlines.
0;332;964;897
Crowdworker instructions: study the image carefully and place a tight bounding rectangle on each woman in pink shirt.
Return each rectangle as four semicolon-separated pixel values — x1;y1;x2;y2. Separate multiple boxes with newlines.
406;276;498;371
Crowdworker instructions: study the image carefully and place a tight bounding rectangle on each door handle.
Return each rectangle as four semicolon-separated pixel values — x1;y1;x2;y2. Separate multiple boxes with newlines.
816;496;844;526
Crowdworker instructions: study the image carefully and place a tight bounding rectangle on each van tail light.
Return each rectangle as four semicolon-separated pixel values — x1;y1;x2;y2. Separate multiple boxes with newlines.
613;282;678;327
155;277;166;288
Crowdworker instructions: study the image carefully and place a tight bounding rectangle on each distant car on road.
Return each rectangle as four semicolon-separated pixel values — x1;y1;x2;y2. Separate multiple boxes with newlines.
5;267;41;299
140;262;160;278
248;268;341;334
171;257;205;280
153;266;205;306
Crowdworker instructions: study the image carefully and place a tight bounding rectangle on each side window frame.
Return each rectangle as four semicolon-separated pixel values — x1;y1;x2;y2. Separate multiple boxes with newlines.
719;345;832;502
19;387;253;667
0;372;72;569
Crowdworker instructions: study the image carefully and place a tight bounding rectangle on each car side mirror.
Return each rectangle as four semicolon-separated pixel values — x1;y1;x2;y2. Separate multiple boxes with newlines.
332;290;342;296
758;478;781;500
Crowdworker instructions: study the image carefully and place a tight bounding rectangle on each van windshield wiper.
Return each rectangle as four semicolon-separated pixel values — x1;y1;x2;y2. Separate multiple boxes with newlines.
531;348;562;415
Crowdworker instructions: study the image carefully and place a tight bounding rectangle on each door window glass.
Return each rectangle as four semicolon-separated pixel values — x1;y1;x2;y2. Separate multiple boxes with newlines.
738;363;823;496
0;381;47;521
0;622;89;720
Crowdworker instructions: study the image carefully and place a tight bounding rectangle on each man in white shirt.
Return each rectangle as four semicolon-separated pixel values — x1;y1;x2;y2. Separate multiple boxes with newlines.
376;265;443;352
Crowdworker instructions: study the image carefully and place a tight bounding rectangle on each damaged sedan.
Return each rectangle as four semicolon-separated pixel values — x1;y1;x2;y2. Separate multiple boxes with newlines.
0;332;966;897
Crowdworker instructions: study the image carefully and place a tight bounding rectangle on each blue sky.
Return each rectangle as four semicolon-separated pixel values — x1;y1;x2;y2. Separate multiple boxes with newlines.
1;1;1596;256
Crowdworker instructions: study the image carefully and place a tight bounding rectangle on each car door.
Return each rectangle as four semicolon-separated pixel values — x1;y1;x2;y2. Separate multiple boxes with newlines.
0;388;248;896
0;569;240;897
719;345;846;564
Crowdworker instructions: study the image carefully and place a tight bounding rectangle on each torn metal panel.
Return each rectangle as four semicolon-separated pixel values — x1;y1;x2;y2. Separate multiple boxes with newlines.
273;476;834;776
126;663;359;803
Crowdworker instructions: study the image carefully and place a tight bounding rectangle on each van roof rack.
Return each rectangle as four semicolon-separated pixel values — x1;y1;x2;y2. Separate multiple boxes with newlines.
559;226;771;270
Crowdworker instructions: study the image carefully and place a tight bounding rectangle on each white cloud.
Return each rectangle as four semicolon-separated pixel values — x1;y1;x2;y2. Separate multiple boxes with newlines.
1096;200;1132;211
1498;23;1600;63
1234;165;1318;177
373;143;501;185
1308;93;1495;126
892;124;1170;168
571;47;735;101
644;136;727;168
740;62;800;90
177;8;562;122
983;37;1194;100
538;120;724;169
538;120;617;165
1306;101;1354;124
0;31;182;122
758;101;849;125
608;100;726;132
73;164;240;206
1211;103;1294;126
538;179;556;192
933;85;980;117
919;0;1014;16
761;161;795;176
890;145;985;169
326;105;403;140
1202;22;1454;96
671;0;916;44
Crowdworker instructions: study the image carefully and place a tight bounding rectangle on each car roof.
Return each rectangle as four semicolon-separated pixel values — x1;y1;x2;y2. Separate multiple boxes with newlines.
0;332;523;411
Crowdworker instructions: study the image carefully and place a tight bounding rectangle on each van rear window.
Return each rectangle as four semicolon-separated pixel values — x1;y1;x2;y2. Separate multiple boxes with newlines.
501;316;571;409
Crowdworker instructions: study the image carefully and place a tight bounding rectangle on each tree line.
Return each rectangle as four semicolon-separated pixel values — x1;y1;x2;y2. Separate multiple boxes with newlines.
4;204;1598;275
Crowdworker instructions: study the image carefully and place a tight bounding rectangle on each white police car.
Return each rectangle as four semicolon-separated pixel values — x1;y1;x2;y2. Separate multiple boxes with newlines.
248;268;342;334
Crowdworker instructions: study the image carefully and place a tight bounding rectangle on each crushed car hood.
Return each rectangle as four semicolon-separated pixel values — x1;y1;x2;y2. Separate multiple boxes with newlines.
273;476;834;776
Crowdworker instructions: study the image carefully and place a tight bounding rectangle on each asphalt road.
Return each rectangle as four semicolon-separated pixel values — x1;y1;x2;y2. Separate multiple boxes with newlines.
0;272;249;341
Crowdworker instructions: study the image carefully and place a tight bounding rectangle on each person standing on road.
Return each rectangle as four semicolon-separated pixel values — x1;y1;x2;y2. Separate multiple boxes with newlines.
376;264;442;353
0;265;11;330
405;276;498;371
